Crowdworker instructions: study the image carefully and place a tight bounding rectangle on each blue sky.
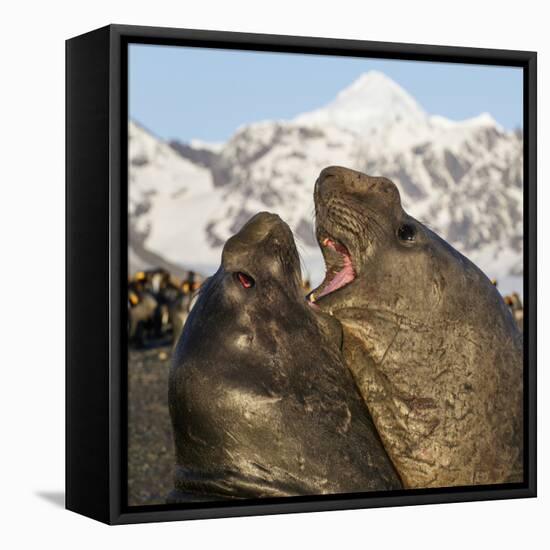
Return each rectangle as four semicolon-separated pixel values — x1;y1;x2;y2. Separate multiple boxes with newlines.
129;44;523;143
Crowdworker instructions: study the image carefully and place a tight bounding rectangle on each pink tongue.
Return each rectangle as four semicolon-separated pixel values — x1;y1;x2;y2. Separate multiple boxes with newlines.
318;256;355;298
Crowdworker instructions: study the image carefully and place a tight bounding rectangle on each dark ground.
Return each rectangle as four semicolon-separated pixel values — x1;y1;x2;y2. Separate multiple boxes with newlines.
128;345;174;506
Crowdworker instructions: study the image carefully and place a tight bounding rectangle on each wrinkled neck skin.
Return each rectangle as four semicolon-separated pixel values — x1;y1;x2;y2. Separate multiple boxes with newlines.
316;224;523;489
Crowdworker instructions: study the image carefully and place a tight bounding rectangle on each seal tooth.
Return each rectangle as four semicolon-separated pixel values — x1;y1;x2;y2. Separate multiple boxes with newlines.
309;292;316;303
322;237;330;247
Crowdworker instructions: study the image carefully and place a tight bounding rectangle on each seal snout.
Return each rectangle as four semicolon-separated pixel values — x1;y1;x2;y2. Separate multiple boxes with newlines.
221;211;298;280
316;166;400;201
240;211;293;248
224;212;283;258
318;165;346;181
315;166;347;201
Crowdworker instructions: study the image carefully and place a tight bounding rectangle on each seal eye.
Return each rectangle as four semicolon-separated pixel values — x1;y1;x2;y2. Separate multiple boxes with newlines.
397;223;417;242
236;272;255;289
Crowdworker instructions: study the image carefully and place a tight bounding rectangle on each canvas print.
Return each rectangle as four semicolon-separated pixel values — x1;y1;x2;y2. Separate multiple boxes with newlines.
127;44;524;506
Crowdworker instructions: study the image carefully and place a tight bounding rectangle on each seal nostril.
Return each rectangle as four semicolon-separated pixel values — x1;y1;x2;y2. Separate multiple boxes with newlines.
236;272;255;289
316;170;340;200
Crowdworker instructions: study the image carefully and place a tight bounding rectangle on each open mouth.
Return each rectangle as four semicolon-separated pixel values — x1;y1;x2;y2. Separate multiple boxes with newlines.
308;235;356;303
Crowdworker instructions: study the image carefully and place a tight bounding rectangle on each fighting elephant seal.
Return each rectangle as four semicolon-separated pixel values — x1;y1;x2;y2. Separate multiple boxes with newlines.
168;212;401;501
309;166;523;488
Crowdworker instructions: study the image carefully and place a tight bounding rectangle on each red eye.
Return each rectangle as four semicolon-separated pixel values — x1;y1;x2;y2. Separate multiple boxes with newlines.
236;272;255;289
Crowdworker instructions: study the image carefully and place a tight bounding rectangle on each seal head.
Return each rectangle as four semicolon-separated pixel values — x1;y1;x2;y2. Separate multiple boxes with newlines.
310;166;523;488
169;211;401;501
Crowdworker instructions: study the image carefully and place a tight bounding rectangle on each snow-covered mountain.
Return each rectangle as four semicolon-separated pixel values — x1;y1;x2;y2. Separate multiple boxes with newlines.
129;71;523;295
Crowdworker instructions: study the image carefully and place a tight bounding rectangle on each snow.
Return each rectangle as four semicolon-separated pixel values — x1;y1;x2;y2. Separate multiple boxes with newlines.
296;71;427;135
189;139;225;153
129;72;524;298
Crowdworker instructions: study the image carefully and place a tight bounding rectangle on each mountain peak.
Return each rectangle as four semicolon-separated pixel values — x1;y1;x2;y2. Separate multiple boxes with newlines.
295;71;427;134
461;112;500;129
430;111;501;131
336;70;411;100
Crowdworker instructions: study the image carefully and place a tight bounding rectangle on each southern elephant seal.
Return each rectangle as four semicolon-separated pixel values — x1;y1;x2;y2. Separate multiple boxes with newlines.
309;166;523;488
168;212;401;502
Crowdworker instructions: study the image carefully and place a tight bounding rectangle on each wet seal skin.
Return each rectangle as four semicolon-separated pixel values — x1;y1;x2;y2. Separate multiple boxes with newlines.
168;212;401;502
309;166;523;489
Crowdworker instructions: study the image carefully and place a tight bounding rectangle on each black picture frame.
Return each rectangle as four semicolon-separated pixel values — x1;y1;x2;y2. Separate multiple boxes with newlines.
66;23;537;525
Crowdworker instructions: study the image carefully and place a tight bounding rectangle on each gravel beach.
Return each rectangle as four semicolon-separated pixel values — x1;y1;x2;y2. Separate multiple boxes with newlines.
128;346;174;506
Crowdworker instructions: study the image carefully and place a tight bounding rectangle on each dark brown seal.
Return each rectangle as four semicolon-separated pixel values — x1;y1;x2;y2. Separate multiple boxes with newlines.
168;212;401;501
309;166;523;488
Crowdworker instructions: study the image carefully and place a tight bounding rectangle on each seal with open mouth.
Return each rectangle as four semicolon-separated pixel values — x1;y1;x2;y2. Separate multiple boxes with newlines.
309;166;523;488
168;211;402;502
